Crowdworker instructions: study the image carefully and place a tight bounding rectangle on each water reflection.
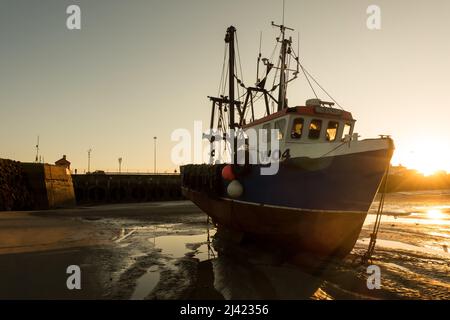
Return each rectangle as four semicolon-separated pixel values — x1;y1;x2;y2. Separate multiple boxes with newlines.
426;209;445;220
131;265;160;300
357;238;450;258
365;205;450;226
130;210;450;300
127;194;450;300
188;228;333;300
131;225;337;300
130;227;218;300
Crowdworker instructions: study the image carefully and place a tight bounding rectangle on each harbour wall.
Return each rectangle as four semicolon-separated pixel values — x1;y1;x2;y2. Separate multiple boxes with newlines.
0;159;33;211
21;163;76;209
1;157;183;211
0;159;76;211
71;174;183;204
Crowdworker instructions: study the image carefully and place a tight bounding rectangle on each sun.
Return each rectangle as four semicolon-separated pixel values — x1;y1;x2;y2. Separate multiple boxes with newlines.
413;164;440;177
427;209;445;220
392;139;450;176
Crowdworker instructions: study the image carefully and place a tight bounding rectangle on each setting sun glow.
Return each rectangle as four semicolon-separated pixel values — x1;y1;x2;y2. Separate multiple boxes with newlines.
392;140;450;176
427;209;445;220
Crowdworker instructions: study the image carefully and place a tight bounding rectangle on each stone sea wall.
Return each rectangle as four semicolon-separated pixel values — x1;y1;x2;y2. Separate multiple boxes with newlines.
0;159;76;211
0;159;34;211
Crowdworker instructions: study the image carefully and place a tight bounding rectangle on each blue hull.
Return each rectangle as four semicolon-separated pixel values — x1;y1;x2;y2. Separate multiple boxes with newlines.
181;145;393;257
236;148;391;212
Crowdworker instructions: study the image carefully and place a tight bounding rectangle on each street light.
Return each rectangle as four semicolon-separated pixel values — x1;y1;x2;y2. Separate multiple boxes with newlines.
35;135;40;163
118;157;123;174
153;136;157;174
87;148;92;173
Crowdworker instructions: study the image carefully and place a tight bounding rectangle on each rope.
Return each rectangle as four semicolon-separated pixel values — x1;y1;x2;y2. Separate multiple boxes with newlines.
361;164;390;264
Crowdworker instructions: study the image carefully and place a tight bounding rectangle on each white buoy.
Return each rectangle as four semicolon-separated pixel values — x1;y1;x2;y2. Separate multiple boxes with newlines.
227;180;243;198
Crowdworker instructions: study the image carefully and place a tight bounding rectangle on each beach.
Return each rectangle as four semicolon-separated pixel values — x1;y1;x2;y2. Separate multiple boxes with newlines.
0;190;449;300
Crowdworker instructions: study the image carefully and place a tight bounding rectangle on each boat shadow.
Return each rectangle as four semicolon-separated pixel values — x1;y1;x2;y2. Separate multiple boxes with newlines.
189;226;347;300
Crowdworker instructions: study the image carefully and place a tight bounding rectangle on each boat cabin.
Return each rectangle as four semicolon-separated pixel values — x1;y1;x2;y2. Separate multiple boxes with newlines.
243;99;356;149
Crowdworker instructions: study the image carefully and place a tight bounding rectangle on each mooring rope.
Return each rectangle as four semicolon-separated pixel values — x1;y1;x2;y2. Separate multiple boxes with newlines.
361;164;390;264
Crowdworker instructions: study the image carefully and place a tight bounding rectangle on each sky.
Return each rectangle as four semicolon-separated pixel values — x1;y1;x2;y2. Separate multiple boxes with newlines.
1;0;450;174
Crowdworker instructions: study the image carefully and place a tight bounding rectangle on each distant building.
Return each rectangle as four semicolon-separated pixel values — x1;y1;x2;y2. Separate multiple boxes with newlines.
55;155;71;170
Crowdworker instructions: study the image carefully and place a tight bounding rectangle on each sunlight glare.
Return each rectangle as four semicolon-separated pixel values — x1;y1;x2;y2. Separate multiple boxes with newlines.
392;139;450;176
427;209;445;220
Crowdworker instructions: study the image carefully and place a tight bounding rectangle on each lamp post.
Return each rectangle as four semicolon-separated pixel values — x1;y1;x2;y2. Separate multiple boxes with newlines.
118;157;123;174
87;148;92;173
35;135;40;163
153;136;157;174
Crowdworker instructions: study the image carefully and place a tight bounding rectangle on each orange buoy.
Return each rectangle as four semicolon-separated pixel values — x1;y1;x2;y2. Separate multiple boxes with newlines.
221;165;235;181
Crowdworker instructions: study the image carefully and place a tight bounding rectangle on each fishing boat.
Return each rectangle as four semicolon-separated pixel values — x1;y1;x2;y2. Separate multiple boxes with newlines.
181;22;394;257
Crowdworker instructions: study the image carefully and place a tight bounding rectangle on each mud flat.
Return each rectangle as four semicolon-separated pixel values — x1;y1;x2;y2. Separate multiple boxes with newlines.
0;192;449;300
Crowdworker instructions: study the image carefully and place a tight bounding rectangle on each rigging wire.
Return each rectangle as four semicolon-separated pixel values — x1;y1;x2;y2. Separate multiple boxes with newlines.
222;63;229;97
216;21;346;150
235;33;245;88
269;33;281;61
271;58;281;93
288;36;343;109
300;64;319;100
285;51;292;100
299;63;344;110
218;44;227;96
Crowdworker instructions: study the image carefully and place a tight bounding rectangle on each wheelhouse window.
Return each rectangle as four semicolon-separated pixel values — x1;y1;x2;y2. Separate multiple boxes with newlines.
326;121;339;142
291;118;304;139
308;119;322;140
343;123;352;139
274;119;286;140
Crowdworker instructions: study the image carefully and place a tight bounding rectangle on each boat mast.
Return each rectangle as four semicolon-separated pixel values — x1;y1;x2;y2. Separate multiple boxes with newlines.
225;26;238;164
207;26;241;165
272;21;293;111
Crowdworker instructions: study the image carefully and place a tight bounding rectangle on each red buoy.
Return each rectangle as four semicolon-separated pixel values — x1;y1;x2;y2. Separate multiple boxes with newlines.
221;165;235;181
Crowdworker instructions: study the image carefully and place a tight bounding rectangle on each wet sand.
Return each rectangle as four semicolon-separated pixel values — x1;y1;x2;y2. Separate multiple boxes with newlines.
0;191;449;300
